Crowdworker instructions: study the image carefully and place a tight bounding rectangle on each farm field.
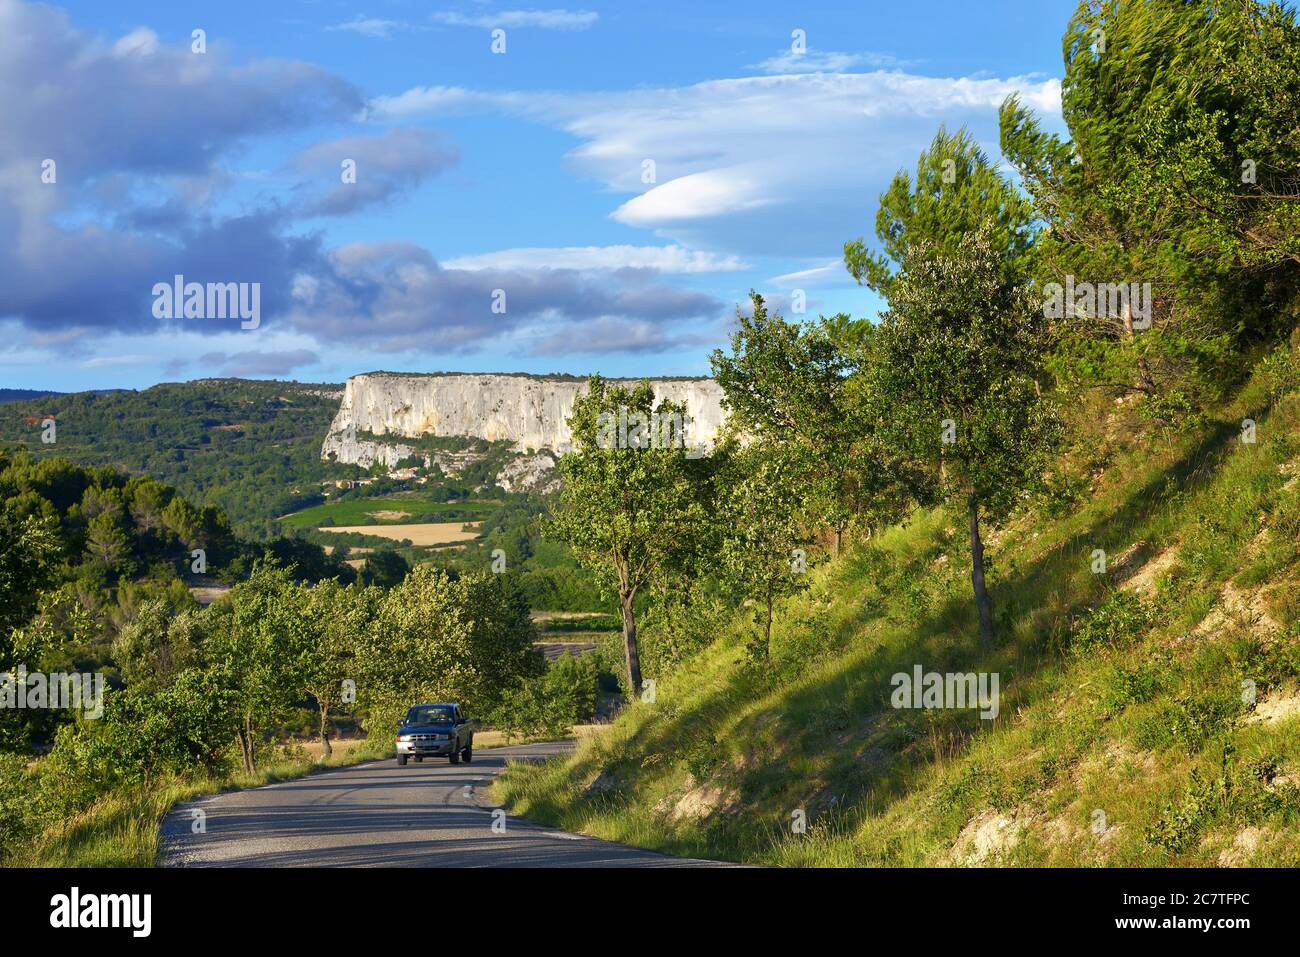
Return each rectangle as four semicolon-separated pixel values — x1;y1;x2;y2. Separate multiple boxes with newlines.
314;521;483;546
277;496;498;529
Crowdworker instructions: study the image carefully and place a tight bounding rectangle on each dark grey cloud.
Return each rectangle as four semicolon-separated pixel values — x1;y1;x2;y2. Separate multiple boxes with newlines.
0;1;359;334
0;0;725;360
287;243;722;353
0;3;362;177
197;349;320;376
293;129;459;216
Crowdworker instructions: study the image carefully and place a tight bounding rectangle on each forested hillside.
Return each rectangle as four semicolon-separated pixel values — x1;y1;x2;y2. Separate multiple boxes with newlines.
0;451;587;865
493;0;1300;867
0;379;358;531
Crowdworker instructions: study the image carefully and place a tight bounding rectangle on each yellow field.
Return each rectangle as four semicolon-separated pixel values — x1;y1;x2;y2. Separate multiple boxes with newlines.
316;521;481;546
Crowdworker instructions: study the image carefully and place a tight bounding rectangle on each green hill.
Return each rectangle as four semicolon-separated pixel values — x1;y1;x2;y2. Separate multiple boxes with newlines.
0;379;356;533
493;347;1300;866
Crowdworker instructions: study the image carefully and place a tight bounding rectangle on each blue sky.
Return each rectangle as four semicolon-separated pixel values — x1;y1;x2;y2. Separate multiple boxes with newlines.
0;0;1075;390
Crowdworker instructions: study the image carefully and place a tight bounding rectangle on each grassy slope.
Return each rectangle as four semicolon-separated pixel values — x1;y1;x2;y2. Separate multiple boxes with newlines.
493;359;1300;867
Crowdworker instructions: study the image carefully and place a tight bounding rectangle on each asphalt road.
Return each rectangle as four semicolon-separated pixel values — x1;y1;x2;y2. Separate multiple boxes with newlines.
161;742;720;867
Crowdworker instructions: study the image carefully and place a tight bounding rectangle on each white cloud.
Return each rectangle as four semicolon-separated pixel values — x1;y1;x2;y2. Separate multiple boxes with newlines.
431;9;598;30
372;71;1062;257
111;27;159;57
79;353;153;368
766;261;845;287
613;168;774;226
327;17;409;39
752;49;914;74
444;244;747;273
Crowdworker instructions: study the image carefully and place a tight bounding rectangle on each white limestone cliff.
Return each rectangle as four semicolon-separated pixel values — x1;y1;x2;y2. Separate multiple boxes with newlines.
320;373;729;484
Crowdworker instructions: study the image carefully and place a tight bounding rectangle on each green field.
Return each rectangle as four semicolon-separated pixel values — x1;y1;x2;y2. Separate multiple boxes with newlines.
278;496;499;529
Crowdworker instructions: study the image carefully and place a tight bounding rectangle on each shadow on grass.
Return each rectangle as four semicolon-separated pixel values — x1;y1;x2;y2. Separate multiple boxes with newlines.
507;393;1290;863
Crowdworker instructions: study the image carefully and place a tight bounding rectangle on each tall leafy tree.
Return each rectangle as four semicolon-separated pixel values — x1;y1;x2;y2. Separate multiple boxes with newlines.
711;294;904;555
112;598;206;691
872;229;1060;648
999;0;1300;400
207;562;309;773
546;376;708;693
297;581;374;759
844;125;1036;296
356;566;541;733
84;511;132;574
717;440;813;659
0;512;61;655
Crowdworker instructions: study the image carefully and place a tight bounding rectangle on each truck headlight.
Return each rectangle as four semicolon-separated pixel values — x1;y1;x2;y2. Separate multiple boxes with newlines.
397;734;411;742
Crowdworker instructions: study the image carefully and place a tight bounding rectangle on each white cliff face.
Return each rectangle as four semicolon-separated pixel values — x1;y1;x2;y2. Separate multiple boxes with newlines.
320;373;728;470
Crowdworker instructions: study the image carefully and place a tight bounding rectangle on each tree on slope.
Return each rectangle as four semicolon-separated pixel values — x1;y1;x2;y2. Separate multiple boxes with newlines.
711;294;907;556
872;230;1060;649
844;125;1036;297
546;376;708;694
717;439;813;660
999;0;1300;400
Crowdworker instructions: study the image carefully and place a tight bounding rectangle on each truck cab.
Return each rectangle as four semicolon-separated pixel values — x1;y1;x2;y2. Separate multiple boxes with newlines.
395;702;474;765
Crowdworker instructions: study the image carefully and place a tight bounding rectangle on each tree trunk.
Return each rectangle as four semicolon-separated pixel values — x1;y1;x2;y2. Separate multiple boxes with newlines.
833;525;843;558
619;594;643;698
967;497;994;650
1122;302;1155;393
318;705;332;761
236;722;256;775
763;589;774;660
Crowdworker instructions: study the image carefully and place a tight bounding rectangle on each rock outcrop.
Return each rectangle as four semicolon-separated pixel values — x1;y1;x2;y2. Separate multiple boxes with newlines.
321;372;728;478
496;452;561;495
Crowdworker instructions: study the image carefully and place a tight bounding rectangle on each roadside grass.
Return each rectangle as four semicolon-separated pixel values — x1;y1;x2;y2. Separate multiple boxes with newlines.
15;738;391;868
472;723;595;749
494;354;1300;866
17;719;598;867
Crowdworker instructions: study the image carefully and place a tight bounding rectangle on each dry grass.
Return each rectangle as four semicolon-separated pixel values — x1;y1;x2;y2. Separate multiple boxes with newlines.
316;521;481;546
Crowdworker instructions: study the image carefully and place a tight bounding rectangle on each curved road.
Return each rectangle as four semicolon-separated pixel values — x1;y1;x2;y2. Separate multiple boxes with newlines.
161;742;719;868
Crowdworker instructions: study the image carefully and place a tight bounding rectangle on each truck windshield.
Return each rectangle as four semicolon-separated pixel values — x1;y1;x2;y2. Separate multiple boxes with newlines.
407;706;456;725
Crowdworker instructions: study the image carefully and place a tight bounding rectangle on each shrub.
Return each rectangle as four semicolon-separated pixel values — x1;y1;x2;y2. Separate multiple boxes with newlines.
50;668;237;789
1099;662;1163;715
545;652;599;723
489;679;570;740
0;753;42;855
1133;687;1242;754
1071;590;1153;654
1254;342;1300;402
